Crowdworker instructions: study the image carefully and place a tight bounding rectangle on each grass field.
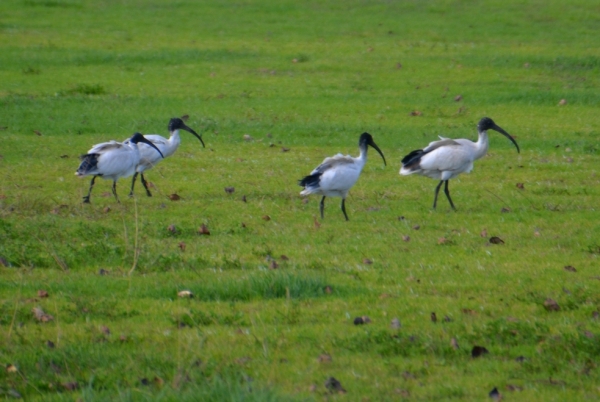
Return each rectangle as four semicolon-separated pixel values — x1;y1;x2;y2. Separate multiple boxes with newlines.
1;0;600;400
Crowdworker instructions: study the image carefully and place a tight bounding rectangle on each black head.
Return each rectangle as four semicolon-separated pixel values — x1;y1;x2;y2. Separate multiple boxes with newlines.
129;132;165;158
477;117;520;154
477;117;497;132
168;118;186;132
359;132;387;166
168;117;205;148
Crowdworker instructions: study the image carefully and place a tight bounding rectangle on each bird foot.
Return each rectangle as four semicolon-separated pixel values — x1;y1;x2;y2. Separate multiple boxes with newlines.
82;197;91;204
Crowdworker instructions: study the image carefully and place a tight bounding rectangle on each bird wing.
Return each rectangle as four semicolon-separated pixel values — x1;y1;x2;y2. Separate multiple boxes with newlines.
87;140;124;154
418;144;473;173
310;154;353;175
317;160;362;192
424;139;461;153
142;134;169;146
95;145;138;178
135;138;170;172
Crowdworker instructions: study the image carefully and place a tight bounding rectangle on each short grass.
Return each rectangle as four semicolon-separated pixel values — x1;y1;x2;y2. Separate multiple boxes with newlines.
1;0;600;400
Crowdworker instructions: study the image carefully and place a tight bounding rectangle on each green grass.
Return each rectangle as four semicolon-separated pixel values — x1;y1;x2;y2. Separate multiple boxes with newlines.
1;0;600;400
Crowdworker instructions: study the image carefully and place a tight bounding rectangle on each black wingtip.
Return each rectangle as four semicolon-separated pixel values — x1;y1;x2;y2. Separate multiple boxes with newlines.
401;149;425;167
299;173;321;189
76;153;100;174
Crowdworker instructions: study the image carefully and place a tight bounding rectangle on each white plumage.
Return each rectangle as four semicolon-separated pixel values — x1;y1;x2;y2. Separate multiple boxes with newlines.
129;117;204;197
400;117;519;209
75;133;164;203
299;132;386;220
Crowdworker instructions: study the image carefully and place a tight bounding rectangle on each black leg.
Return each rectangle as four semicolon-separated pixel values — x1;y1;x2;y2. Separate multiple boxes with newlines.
83;176;97;203
140;174;152;197
129;172;138;197
320;196;326;219
444;180;456;210
341;198;349;221
112;181;120;203
433;180;444;209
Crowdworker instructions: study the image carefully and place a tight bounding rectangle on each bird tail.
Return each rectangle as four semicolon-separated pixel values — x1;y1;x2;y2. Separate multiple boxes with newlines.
298;173;321;194
400;149;424;174
76;154;100;176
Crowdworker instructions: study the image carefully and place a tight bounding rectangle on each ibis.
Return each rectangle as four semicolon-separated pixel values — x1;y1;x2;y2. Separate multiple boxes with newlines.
299;132;386;221
400;117;520;210
76;133;164;203
128;117;204;197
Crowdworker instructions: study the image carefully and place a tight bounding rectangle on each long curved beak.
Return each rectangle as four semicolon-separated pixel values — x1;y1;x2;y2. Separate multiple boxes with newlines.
492;123;520;153
182;124;205;148
368;139;387;166
139;136;165;158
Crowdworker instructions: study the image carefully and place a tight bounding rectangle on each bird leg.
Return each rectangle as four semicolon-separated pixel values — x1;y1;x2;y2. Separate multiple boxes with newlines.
82;176;97;204
341;198;349;221
433;180;444;209
140;174;152;197
444;180;456;210
129;172;138;197
320;196;326;219
111;181;120;203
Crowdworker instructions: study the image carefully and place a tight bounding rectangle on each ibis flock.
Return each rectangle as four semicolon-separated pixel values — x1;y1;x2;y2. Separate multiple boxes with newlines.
76;116;520;219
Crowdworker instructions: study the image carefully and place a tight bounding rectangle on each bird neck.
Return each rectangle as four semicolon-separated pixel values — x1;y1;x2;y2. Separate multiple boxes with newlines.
474;131;489;160
356;145;368;167
166;130;181;152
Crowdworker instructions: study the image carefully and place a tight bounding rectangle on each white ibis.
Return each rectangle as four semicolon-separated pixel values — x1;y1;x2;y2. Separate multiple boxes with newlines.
299;132;386;221
128;117;204;197
76;133;164;203
400;117;520;210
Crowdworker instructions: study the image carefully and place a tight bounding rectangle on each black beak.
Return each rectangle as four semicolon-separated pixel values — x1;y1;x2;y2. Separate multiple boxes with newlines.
492;123;520;154
131;133;165;158
368;138;387;166
181;123;205;148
